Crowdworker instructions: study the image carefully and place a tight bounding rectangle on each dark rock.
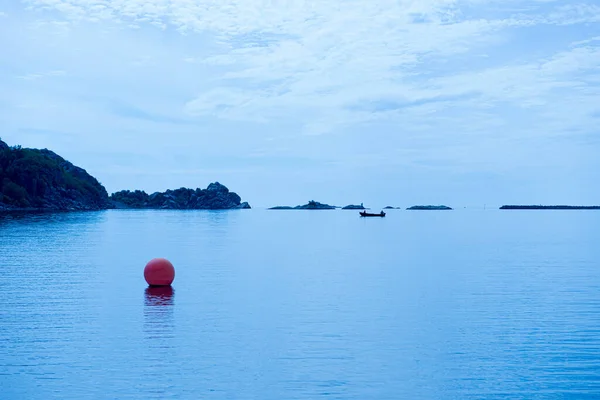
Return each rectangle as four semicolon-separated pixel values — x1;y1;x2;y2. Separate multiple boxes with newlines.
406;205;452;210
296;200;335;210
269;200;335;210
0;139;110;211
110;182;249;210
207;182;227;192
111;189;149;208
383;206;396;209
342;203;365;210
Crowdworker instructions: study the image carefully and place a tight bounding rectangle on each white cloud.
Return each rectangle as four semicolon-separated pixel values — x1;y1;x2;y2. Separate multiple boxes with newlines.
18;0;591;135
572;36;600;46
10;1;600;135
17;70;67;80
546;3;600;25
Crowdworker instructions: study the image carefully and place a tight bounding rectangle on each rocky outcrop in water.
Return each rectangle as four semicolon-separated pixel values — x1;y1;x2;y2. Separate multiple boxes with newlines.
0;138;110;211
110;182;250;210
406;205;452;210
342;203;365;210
269;200;336;210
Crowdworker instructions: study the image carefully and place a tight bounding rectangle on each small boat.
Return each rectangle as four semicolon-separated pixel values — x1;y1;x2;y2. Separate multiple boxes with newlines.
359;211;386;217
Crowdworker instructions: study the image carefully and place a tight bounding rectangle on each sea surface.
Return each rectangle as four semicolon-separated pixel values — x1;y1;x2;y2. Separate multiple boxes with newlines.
1;208;599;399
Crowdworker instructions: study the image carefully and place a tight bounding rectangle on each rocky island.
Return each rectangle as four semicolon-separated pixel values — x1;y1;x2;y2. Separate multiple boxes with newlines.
500;205;600;210
269;200;336;210
407;205;453;210
0;139;250;212
0;138;110;211
342;203;366;210
111;182;250;210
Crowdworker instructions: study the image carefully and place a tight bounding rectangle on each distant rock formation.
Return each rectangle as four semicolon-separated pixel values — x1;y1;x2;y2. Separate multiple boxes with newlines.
0;138;251;212
500;205;600;210
342;203;365;210
383;206;398;209
406;205;453;210
295;200;336;209
0;138;110;211
269;200;336;210
110;182;250;210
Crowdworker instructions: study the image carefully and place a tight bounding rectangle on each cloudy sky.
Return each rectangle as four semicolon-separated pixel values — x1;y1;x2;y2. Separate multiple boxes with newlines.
1;0;599;208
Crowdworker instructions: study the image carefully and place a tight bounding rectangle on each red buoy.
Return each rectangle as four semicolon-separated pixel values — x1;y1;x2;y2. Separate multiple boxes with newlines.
144;258;175;286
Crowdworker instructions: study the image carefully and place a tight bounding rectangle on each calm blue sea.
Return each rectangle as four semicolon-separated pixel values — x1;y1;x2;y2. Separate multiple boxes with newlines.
1;209;599;399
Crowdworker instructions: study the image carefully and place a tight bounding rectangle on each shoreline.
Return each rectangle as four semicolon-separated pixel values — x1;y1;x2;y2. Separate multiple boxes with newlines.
4;204;600;213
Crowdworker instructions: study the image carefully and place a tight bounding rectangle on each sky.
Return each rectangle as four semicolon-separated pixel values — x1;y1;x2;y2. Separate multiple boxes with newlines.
1;0;599;208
